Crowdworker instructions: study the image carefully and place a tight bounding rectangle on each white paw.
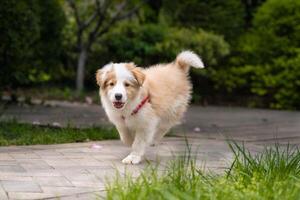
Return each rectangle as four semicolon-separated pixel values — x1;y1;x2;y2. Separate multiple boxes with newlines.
122;154;142;165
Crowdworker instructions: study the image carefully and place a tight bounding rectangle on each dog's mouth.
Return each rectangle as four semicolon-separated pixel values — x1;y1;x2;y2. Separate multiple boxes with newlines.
113;101;125;109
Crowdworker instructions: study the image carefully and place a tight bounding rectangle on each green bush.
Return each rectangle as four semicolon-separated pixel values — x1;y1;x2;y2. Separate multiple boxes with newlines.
0;0;66;87
162;0;245;42
213;0;300;109
91;22;229;67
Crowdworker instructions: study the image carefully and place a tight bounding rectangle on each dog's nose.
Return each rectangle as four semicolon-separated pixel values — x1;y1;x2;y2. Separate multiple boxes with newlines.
115;93;122;101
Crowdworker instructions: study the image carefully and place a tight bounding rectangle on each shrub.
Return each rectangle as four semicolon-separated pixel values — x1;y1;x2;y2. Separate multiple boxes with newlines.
90;22;229;67
0;0;66;87
161;0;245;42
214;0;300;109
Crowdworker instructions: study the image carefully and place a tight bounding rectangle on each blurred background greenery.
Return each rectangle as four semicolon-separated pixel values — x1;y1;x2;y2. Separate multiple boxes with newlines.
0;0;299;109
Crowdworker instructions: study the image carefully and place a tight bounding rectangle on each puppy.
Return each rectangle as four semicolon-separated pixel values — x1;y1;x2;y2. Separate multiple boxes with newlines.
96;51;204;164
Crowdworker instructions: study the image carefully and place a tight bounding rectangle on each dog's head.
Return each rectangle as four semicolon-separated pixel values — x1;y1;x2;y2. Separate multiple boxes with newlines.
96;63;145;110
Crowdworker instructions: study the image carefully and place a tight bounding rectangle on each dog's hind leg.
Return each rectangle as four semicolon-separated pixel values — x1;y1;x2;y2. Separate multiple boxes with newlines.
152;125;171;146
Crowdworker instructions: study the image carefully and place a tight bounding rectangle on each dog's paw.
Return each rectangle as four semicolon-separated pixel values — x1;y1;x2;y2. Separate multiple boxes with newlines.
122;154;142;165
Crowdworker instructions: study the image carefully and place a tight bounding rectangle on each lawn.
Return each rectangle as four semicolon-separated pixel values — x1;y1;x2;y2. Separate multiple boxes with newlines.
106;143;300;200
1;86;99;103
0;121;118;146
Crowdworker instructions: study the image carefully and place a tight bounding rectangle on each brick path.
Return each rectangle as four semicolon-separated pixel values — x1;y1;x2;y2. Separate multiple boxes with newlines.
0;137;261;200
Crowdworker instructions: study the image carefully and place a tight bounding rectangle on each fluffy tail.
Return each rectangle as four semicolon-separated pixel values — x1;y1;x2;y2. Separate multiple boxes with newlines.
175;50;204;72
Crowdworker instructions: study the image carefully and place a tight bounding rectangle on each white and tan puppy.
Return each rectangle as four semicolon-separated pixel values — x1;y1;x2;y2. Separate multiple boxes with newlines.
96;51;204;164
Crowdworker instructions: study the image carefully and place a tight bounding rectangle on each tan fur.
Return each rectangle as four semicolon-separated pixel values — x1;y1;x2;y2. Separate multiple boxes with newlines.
96;69;103;86
131;68;145;86
124;79;140;100
101;70;116;94
126;63;145;86
143;63;191;123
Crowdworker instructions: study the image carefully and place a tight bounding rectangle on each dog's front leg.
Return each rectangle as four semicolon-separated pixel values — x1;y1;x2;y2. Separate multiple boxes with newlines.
122;122;156;164
116;124;133;146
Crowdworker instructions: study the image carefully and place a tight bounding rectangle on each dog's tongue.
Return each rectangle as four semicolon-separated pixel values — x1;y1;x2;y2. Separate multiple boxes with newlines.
113;102;124;109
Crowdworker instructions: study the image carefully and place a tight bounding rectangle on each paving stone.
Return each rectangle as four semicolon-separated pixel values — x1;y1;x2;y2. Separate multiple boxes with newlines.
69;157;111;168
71;181;105;189
57;169;87;177
64;173;100;183
18;159;52;170
41;186;96;196
92;154;120;161
88;168;120;182
60;152;87;158
10;153;40;159
44;159;77;167
51;191;105;200
0;171;61;177
0;165;26;173
34;176;73;187
0;160;17;165
1;180;41;192
34;150;63;157
0;154;14;161
0;184;8;200
56;148;84;153
8;192;55;200
0;175;32;181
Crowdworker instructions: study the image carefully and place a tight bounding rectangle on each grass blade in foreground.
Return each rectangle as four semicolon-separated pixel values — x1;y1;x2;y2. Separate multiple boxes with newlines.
106;142;300;200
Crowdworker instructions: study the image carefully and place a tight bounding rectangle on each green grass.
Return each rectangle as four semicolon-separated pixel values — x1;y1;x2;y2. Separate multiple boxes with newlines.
106;142;300;200
0;121;118;146
1;86;100;103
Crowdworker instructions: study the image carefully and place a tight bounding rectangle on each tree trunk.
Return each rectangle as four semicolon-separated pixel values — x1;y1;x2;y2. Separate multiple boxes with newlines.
76;48;87;92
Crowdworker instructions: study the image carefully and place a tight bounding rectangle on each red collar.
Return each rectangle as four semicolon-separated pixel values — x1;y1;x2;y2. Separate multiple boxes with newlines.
131;95;150;115
121;95;150;120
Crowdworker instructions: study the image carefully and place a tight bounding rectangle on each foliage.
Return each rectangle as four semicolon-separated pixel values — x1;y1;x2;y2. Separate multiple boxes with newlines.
161;0;245;42
0;0;39;86
106;143;300;200
213;0;300;109
0;121;118;146
0;0;66;87
101;23;229;66
34;0;66;81
89;22;229;74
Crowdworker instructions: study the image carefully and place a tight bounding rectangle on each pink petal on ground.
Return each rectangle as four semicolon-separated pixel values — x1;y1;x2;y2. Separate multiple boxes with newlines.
193;127;201;132
91;144;103;149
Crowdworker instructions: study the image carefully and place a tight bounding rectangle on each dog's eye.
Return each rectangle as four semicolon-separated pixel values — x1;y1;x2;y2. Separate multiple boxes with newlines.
124;83;130;87
109;82;115;86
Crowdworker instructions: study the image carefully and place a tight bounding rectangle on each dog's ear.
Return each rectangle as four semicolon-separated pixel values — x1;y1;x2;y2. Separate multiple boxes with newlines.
96;69;103;86
132;67;145;86
96;63;114;87
126;63;145;86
